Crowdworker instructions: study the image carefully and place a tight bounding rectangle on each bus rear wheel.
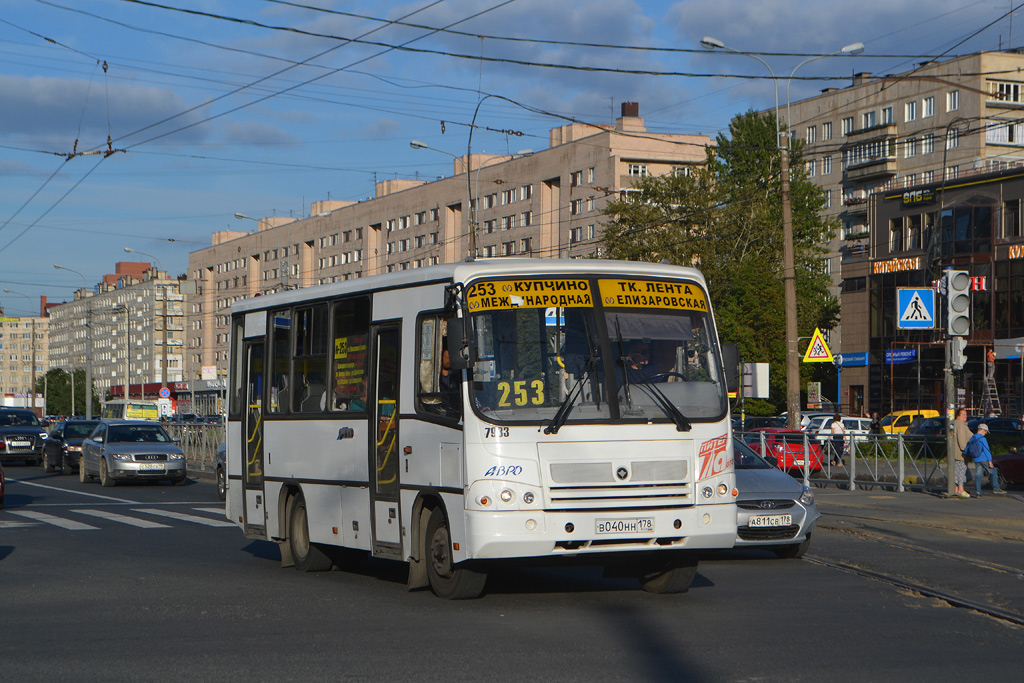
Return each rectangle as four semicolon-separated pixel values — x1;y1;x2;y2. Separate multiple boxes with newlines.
638;558;698;594
287;492;332;572
425;507;486;600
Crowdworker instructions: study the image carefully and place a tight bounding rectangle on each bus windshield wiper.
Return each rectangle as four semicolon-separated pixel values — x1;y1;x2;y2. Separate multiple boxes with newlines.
544;355;596;435
628;372;692;432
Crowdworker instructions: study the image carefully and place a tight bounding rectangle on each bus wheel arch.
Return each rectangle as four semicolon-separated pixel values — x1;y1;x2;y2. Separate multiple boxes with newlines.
278;484;332;572
407;493;443;591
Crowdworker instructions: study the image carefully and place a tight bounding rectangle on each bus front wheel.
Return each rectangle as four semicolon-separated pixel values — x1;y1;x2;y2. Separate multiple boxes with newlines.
425;507;486;600
287;492;333;573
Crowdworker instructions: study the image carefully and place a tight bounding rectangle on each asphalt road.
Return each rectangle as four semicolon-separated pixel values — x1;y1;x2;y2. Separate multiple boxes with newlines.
2;466;1022;682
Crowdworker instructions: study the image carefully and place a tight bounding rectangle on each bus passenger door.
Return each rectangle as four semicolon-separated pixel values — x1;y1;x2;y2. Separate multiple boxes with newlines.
370;325;401;558
242;340;267;536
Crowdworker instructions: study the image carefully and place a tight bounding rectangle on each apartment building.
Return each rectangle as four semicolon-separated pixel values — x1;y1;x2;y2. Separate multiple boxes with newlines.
48;262;185;402
0;310;48;410
779;51;1024;300
187;103;710;379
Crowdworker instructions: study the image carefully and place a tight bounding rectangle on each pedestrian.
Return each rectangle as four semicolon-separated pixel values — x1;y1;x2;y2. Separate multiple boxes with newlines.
966;424;1006;497
986;347;996;383
869;411;883;435
952;408;972;499
829;413;846;466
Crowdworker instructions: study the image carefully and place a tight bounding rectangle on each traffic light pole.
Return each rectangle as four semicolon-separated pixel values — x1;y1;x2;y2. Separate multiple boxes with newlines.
944;339;956;498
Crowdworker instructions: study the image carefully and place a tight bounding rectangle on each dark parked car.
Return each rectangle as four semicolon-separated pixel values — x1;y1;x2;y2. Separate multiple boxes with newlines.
0;408;48;466
905;416;947;436
43;420;102;473
80;421;187;487
967;418;1024;435
0;461;6;509
994;451;1024;485
733;416;787;431
734;440;820;558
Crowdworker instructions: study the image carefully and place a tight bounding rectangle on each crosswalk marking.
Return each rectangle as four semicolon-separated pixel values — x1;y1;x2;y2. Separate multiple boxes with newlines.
75;509;171;528
8;510;98;530
193;507;227;515
134;508;236;527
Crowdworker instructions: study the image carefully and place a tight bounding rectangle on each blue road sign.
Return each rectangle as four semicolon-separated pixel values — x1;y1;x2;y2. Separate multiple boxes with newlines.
897;288;935;329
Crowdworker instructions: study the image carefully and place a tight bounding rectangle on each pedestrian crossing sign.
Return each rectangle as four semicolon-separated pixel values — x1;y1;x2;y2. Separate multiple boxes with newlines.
897;288;935;329
802;328;834;363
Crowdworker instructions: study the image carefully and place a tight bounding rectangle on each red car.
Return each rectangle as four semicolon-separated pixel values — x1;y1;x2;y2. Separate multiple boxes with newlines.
744;428;824;472
994;450;1024;486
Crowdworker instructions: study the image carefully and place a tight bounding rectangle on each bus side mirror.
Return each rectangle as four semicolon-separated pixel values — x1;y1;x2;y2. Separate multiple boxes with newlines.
446;318;475;370
721;343;740;393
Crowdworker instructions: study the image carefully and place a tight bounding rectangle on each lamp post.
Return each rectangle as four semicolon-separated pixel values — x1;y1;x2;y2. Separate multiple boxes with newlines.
410;139;475;260
701;37;863;429
54;264;93;419
125;246;169;396
3;288;39;413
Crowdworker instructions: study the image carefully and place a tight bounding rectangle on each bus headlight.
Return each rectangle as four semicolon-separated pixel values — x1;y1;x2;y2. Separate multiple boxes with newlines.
499;489;514;503
717;483;729;497
522;491;535;505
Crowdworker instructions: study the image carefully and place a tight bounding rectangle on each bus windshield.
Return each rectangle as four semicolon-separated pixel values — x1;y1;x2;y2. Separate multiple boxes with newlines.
465;276;726;425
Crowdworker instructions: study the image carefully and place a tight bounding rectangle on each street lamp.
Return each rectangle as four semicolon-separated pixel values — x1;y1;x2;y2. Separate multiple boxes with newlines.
54;263;93;419
4;288;39;413
701;37;862;429
411;139;475;259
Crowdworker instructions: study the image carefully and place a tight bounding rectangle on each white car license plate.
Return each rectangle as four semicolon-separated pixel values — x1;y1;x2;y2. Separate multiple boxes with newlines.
11;439;31;447
138;463;164;471
748;514;792;528
794;460;805;466
595;518;654;534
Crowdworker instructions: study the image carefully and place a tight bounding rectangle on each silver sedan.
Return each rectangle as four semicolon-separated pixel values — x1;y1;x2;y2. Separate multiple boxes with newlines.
80;421;187;487
734;440;820;558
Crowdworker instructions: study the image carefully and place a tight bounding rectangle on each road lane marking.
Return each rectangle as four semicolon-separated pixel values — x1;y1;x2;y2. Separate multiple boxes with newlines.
134;508;236;527
74;509;171;528
7;479;133;503
8;510;98;530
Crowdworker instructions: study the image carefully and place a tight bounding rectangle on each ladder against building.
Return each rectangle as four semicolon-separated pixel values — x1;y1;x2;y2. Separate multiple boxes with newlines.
982;377;1002;417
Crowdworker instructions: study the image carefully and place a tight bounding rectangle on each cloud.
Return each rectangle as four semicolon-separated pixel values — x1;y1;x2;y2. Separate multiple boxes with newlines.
355;118;403;140
220;120;297;145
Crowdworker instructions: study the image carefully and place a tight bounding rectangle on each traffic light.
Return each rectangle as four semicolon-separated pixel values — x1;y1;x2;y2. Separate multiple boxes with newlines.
945;270;971;336
950;337;967;370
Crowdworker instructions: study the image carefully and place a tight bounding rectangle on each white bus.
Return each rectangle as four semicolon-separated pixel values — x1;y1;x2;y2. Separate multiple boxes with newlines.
225;259;739;598
100;399;160;421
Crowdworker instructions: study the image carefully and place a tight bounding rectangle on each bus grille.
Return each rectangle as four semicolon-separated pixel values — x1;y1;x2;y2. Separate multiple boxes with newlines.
547;483;692;510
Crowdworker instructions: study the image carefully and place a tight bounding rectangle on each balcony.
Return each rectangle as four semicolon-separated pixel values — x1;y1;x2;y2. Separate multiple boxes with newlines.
844;156;897;181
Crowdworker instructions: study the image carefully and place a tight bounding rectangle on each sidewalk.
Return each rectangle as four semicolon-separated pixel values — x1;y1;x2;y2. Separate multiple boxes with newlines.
812;485;1024;539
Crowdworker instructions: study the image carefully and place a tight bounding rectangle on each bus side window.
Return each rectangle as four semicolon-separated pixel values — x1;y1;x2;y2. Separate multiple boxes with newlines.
330;297;370;413
269;309;291;414
416;315;460;420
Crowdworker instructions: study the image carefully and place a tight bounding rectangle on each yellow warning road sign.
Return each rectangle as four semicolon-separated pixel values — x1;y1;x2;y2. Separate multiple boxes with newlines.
802;328;834;363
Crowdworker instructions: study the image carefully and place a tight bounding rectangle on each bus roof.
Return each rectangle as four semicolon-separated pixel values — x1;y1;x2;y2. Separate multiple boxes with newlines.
230;258;709;315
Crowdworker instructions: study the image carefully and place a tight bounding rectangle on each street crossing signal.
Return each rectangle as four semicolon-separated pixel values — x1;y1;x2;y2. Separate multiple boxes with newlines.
945;270;971;336
950;337;967;370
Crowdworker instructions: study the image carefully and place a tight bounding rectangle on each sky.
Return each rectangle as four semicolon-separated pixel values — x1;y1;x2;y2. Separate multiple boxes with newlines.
1;0;1021;315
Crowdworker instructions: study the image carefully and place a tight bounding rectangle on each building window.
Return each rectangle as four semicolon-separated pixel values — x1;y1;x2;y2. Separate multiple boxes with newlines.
862;111;876;129
824;189;832;208
806;160;816;177
905;100;917;122
1005;199;1021;238
569;227;582;244
988;80;1022;103
922;134;935;154
587;167;595;183
570;199;583;215
922;170;934;184
822;155;832;175
881;106;893;124
628;163;649;177
806;125;817;144
520;184;532;201
841;116;854;135
946;128;960;149
521;211;532;227
822;121;832;140
947;89;960;111
889;219;905;252
570;170;582;186
922;96;934;118
521;237;532;253
904;137;917;158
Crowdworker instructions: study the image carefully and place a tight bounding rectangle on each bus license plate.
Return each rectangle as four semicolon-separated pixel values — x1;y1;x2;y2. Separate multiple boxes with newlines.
138;463;164;471
596;518;654;534
748;514;792;528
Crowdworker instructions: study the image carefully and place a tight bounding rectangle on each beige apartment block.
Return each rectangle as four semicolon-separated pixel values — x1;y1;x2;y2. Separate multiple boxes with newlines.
187;104;710;379
0;312;48;410
48;263;185;401
775;51;1024;305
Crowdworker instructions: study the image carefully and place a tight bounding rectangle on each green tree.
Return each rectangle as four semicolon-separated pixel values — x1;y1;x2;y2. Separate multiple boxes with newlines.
600;110;839;413
34;368;99;417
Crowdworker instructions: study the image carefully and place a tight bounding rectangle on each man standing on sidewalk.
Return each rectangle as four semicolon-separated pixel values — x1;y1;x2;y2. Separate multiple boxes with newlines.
967;424;1006;497
952;408;972;499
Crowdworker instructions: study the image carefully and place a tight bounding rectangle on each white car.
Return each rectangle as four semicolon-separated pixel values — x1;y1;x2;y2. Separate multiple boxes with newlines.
806;416;872;446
